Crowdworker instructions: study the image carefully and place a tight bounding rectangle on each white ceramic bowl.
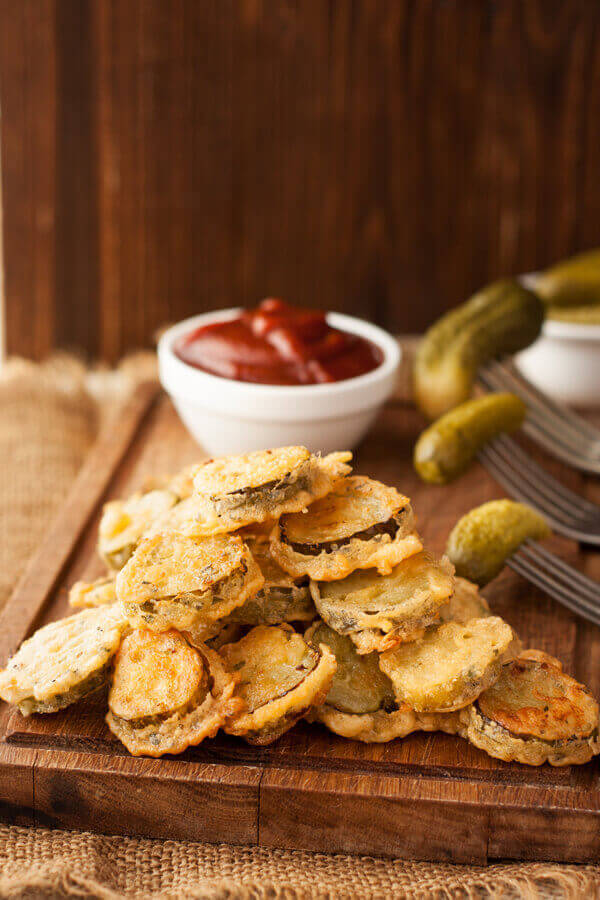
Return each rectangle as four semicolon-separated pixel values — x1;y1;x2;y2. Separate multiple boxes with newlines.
158;309;400;456
515;318;600;408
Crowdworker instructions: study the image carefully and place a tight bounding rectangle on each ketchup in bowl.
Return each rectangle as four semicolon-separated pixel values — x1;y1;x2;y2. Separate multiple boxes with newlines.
174;299;384;386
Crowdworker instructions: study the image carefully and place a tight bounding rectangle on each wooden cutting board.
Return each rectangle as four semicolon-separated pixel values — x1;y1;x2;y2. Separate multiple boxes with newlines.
1;382;599;864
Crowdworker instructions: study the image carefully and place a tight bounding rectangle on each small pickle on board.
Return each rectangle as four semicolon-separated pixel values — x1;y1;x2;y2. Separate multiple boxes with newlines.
413;279;544;421
532;248;600;308
413;393;526;485
446;499;550;587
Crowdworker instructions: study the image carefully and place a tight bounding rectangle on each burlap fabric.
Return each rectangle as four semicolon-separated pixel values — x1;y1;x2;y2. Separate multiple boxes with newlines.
0;352;599;899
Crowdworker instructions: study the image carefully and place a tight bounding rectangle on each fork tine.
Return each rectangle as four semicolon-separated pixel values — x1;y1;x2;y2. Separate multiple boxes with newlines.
499;360;600;444
518;541;600;601
478;443;595;526
478;363;600;474
478;449;600;544
484;360;600;446
477;365;590;451
493;436;600;518
508;551;600;626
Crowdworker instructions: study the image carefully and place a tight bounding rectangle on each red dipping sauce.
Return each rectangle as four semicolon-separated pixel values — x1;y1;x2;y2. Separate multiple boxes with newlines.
174;299;384;386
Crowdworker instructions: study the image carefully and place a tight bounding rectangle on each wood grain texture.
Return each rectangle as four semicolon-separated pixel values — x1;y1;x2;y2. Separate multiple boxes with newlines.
0;385;600;861
2;0;600;360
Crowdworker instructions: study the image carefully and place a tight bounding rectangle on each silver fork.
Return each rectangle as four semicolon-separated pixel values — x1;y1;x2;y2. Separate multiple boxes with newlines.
507;539;600;627
477;434;600;545
478;359;600;475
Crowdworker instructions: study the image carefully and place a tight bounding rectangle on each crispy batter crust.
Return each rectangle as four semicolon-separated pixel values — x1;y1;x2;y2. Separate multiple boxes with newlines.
309;704;461;743
439;577;491;625
271;476;422;581
108;629;205;719
99;490;178;570
69;574;117;609
106;641;241;757
118;532;264;633
459;650;600;766
220;625;337;744
311;552;454;654
379;617;518;713
188;450;352;534
0;604;129;715
305;621;460;742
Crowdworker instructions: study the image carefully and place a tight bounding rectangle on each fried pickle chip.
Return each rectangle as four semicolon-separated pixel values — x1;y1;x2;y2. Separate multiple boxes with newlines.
69;574;117;609
223;535;315;627
117;531;263;634
189;446;352;534
311;551;454;653
0;605;129;716
99;489;178;570
220;624;336;744
379;617;518;713
439;576;491;625
106;629;240;757
459;650;600;766
271;476;422;581
305;622;460;742
144;495;210;540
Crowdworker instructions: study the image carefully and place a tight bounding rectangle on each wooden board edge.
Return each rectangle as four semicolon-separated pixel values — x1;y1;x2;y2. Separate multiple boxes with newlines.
258;766;600;864
0;381;160;664
0;743;261;844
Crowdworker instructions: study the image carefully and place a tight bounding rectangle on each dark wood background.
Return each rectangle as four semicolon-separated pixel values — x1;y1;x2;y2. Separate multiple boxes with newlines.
1;0;600;362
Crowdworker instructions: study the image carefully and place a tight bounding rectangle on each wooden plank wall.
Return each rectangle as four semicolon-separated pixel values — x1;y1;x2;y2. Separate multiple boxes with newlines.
1;0;600;362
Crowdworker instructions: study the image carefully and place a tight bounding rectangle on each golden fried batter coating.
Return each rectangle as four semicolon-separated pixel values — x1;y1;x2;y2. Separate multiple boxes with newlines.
271;476;422;581
106;630;240;756
220;625;336;744
311;551;454;653
117;531;263;633
305;622;460;742
380;617;518;712
439;576;491;625
460;650;600;766
189;447;352;534
0;605;129;716
99;489;178;570
69;574;117;609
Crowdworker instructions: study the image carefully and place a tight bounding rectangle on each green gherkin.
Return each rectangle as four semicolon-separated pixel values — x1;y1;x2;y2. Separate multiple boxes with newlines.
414;393;526;485
533;249;600;308
446;500;550;587
414;279;544;421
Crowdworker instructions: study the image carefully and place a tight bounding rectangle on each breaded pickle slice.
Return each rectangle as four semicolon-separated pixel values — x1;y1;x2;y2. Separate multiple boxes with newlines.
220;625;336;745
99;489;178;570
144;495;209;540
117;531;263;634
223;536;315;627
446;500;550;586
414;393;526;485
414;278;544;420
106;629;240;757
271;476;422;581
460;650;600;766
439;577;491;625
379;617;518;713
311;551;454;654
190;446;352;534
305;622;460;742
69;573;117;609
0;605;129;716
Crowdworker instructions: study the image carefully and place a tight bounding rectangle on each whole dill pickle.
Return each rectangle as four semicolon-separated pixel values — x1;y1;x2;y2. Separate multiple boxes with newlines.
446;500;550;587
533;248;600;308
414;393;526;485
414;279;544;420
